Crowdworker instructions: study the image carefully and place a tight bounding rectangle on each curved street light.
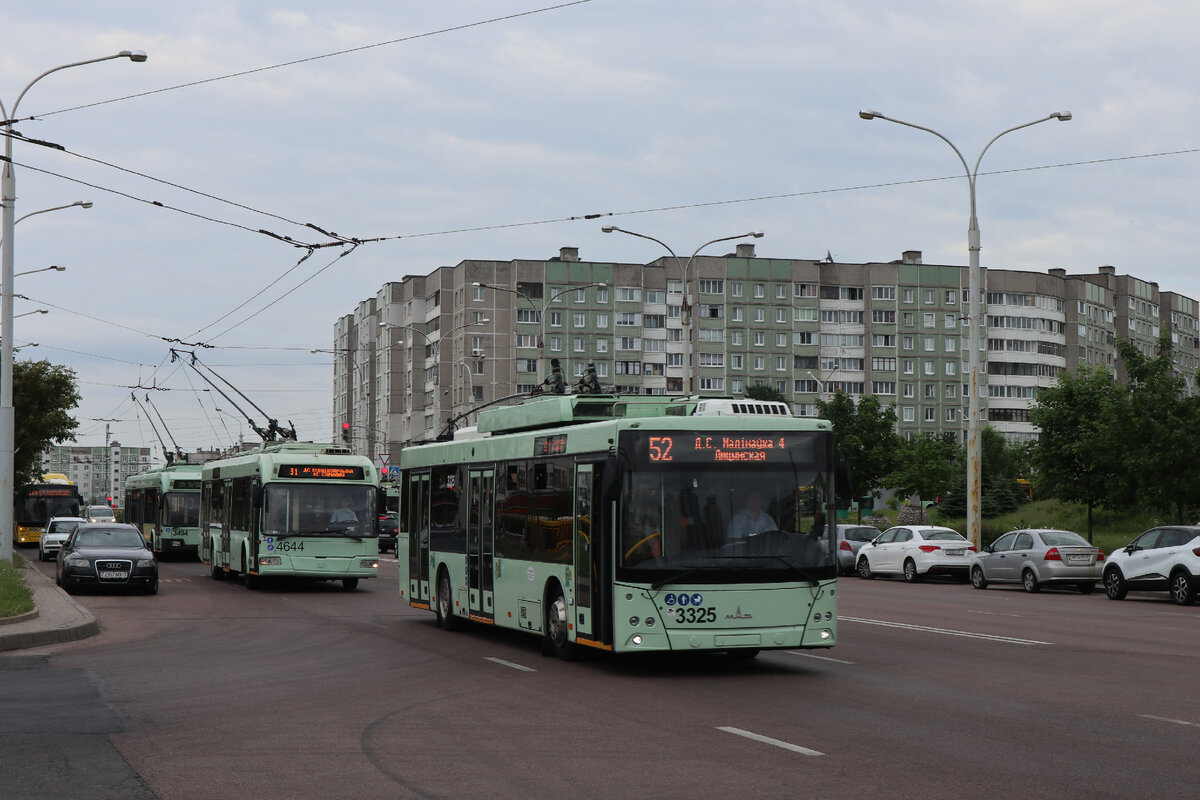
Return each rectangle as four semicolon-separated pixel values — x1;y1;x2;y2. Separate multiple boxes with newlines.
0;202;92;247
858;108;1071;550
1;51;147;563
601;226;763;394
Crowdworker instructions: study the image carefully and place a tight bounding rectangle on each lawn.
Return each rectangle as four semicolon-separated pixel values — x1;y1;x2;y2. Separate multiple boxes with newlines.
0;553;34;618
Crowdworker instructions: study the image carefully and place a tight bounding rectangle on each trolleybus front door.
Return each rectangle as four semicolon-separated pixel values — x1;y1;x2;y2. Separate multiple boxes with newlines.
408;472;431;603
467;468;495;620
574;463;595;640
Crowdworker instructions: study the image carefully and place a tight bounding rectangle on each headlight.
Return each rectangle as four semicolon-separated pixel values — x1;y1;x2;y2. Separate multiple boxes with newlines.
65;555;90;566
360;559;378;569
259;556;282;566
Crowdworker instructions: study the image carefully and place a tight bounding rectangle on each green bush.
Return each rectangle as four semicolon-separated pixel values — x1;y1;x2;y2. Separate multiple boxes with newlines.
0;556;34;618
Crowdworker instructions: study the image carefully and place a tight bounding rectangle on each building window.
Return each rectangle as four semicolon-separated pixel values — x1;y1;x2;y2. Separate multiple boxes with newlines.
699;377;725;390
617;287;642;302
753;284;766;299
698;280;724;294
573;313;586;327
596;287;609;303
472;285;486;301
731;282;743;298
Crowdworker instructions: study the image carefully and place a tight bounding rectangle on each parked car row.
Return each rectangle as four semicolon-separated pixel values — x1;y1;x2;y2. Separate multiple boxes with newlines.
841;522;1200;606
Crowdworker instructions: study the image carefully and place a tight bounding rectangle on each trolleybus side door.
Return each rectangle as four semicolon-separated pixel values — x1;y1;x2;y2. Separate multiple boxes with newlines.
573;463;595;639
408;471;431;602
467;468;495;620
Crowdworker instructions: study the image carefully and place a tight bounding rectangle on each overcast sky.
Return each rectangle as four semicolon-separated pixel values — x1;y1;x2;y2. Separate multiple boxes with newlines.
3;0;1198;456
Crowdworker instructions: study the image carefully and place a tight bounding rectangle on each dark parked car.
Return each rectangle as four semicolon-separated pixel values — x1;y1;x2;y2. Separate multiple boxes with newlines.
378;512;399;554
56;523;159;595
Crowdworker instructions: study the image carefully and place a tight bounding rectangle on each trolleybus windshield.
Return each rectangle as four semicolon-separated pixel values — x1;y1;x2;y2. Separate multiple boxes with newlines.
618;430;835;583
263;483;376;538
164;492;200;527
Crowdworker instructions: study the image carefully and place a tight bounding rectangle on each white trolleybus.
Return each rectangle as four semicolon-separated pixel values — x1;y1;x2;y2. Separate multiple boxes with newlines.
124;463;203;558
397;394;839;660
200;442;381;590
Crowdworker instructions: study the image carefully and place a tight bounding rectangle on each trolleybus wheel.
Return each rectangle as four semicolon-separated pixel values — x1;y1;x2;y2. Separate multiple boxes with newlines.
210;562;223;581
436;568;459;631
342;578;359;592
544;583;576;661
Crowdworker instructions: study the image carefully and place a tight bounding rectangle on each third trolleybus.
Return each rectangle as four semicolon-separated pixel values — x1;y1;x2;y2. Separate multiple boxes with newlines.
397;394;839;660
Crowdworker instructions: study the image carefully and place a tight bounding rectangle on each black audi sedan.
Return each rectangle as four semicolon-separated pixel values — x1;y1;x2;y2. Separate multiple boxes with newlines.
56;523;159;595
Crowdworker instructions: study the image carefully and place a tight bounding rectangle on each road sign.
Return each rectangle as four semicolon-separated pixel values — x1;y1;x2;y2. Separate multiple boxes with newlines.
379;453;390;465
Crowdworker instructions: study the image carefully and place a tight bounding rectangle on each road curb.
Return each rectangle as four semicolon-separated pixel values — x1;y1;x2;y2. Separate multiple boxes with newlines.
0;559;99;652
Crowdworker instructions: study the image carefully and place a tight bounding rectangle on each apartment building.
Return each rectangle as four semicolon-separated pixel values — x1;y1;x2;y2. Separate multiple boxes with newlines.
41;442;154;506
329;247;1200;457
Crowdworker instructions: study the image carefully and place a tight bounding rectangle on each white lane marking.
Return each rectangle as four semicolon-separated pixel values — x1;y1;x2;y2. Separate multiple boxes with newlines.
966;610;1022;618
841;616;1052;646
1142;715;1200;727
717;726;824;757
784;651;855;665
484;657;536;672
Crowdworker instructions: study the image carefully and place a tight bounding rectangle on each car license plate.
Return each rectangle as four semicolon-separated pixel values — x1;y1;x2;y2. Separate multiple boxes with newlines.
945;549;964;556
171;540;181;547
100;570;128;580
1067;555;1091;564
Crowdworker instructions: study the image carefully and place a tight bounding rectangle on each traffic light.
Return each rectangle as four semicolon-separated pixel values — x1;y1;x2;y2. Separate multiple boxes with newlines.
341;422;350;444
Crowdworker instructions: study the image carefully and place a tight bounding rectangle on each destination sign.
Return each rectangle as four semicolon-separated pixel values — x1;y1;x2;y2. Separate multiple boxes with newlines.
172;480;202;490
534;434;568;456
277;464;366;480
29;487;76;497
623;430;817;466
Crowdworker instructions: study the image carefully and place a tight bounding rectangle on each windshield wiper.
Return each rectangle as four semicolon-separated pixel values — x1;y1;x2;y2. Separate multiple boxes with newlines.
268;527;362;540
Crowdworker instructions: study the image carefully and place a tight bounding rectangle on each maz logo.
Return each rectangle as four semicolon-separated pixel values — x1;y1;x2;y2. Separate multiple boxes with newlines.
724;606;753;620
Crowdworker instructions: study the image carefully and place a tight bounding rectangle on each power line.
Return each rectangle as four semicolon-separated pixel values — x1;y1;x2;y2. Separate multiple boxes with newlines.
9;2;597;122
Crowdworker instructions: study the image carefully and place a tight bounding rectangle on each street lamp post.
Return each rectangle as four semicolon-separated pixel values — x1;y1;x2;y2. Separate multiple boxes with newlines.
858;108;1071;549
601;227;763;394
0;202;91;247
1;51;146;564
472;281;606;386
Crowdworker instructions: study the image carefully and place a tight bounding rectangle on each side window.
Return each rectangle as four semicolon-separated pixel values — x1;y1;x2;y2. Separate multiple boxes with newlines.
1014;533;1033;550
894;529;913;543
876;529;897;544
1160;529;1188;548
1134;529;1162;550
990;532;1017;551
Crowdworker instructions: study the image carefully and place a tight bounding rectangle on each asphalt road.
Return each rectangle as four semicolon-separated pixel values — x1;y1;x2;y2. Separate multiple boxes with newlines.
4;555;1199;799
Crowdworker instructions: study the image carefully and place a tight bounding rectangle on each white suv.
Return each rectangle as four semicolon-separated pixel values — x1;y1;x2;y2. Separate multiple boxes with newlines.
1103;525;1200;605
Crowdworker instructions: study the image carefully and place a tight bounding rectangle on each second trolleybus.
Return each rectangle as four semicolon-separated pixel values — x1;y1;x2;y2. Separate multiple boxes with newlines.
200;442;382;590
397;394;840;660
123;463;203;558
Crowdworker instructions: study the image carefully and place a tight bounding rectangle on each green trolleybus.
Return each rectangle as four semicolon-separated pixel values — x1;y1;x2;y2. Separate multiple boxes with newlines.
200;442;381;590
124;463;203;558
397;395;839;659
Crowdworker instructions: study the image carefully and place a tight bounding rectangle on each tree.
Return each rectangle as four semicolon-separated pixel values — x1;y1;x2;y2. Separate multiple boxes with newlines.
887;432;959;504
744;383;787;403
816;391;900;519
13;359;81;491
1112;337;1200;523
1031;362;1130;540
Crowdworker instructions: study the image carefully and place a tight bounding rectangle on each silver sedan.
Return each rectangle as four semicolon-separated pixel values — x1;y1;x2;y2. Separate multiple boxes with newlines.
970;528;1103;593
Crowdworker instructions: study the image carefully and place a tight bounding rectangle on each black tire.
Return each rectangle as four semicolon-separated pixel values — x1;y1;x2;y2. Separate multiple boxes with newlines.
1077;582;1095;595
342;578;360;592
856;556;874;580
970;566;988;590
143;574;159;596
544;584;576;660
1170;570;1196;606
1022;568;1041;593
436;569;459;631
210;562;224;581
903;558;920;583
62;575;77;596
1104;567;1127;600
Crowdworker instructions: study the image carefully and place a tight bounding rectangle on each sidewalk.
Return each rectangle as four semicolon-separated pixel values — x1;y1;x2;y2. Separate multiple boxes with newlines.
0;559;99;652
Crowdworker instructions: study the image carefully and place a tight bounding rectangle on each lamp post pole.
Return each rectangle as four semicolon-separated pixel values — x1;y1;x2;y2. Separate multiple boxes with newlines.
1;51;146;563
602;227;763;394
858;108;1071;549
